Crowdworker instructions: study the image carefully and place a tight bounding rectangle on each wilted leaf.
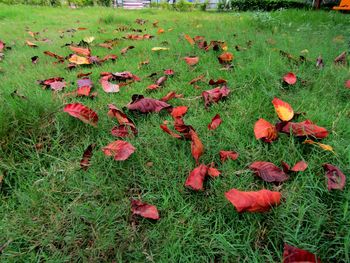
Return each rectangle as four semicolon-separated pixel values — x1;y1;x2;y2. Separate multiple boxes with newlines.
220;150;239;162
254;118;278;143
102;140;135;161
127;94;171;113
202;86;230;108
323;163;346;191
283;72;297;85
185;164;208;191
184;56;199;66
64;103;98;127
280;120;328;139
303;139;334;152
69;46;91;56
208;114;222;130
155;76;167;86
218;52;233;64
249;161;289;183
283;243;321;263
272;97;294;121
80;143;96;171
225;188;281;213
69;54;90;65
131;200;160;220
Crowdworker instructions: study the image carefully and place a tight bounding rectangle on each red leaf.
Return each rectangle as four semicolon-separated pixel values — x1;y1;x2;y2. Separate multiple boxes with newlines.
218;52;233;64
38;77;66;91
77;86;91;97
184;56;199;66
160;91;183;102
323;164;346;191
69;46;91;56
254;118;278;143
185;164;208;191
80;143;96;171
283;72;297;85
272;97;294;121
291;161;308;172
160;122;182;139
147;84;160;90
131;200;160;220
101;54;118;62
127;95;171;113
100;75;119;93
225;188;281;213
345;80;350;89
209;79;227;86
43;51;64;63
202;86;230;108
208;163;221;177
190;129;204;165
63;103;98;127
155;76;167;86
0;40;5;52
220;150;239;162
249;161;289;183
281;120;328;139
164;69;174;76
189;74;205;85
111;125;137;138
121;45;135;55
102;140;135;161
107;104;136;130
208;114;222;130
171;106;188;119
283;243;321;263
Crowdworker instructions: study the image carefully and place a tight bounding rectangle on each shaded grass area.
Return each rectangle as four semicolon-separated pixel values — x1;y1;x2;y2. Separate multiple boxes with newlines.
0;5;350;262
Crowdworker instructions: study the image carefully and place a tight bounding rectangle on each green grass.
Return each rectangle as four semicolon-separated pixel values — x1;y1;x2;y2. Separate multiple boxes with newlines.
0;4;349;262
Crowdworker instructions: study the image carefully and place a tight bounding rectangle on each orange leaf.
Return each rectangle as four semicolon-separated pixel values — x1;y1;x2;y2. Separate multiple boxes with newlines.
68;54;90;65
218;52;233;64
69;46;91;56
272;97;294;121
184;34;195;45
190;129;204;165
184;56;199;66
254;118;278;143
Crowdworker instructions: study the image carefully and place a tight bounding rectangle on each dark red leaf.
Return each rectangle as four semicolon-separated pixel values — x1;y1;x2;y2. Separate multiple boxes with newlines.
323;164;346;191
107;104;136;131
249;161;289;183
160;122;182;139
155;76;167;86
225;188;281;213
38;77;66;91
283;243;321;263
185;164;208;191
202;86;230;108
111;125;137;138
64;103;98;127
220;150;239;162
334;51;347;65
281;120;328;139
209;79;227;86
208;114;222;130
131;200;160;220
102;140;135;161
80;143;96;171
31;56;39;64
316;55;324;69
127;94;171;113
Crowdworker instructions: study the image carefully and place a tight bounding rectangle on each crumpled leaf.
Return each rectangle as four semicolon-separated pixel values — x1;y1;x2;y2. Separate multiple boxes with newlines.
218;52;233;64
64;103;98;127
38;77;66;91
184;56;199;66
272;97;294;121
220;150;239;162
164;69;174;76
283;243;321;263
127;94;171;113
31;56;39;64
131;200;160;220
69;46;91;56
323;164;346;191
280;120;328;139
225;188;281;213
254;118;278;143
190;129;204;165
208;162;221;177
208;114;222;130
283;72;297;85
185;164;208;191
202;86;230;108
80;143;96;171
249;161;289;183
102;140;135;161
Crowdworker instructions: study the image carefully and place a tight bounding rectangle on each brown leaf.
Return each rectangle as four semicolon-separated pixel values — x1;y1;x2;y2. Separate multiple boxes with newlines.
334;51;347;65
121;45;135;55
80;143;96;171
160;91;183;102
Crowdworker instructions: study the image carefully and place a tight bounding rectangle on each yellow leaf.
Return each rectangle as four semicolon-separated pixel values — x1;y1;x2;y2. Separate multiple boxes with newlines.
151;47;169;51
303;139;335;153
68;54;90;65
83;36;95;43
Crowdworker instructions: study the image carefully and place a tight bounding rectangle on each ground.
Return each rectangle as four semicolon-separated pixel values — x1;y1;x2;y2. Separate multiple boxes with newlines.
0;5;349;262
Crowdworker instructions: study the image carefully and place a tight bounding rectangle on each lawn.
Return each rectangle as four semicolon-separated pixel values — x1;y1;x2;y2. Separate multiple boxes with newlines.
0;4;349;262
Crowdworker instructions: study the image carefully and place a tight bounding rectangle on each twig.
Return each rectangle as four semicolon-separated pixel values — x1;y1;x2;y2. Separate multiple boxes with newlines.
0;239;13;254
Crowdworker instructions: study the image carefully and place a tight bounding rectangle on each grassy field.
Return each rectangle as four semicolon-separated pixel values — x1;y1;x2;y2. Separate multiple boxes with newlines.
0;4;349;262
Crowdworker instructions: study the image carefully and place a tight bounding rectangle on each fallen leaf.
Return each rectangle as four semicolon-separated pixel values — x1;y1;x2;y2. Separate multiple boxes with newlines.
184;56;199;66
345;80;350;89
283;243;321;263
31;56;39;64
220;150;239;162
209;79;227;85
185;164;208;191
43;51;64;63
160;91;183;102
26;40;37;48
171;106;188;119
157;28;165;34
101;54;118;62
131;200;159;220
303;139;334;152
190;129;204;165
184;34;195;45
334;51;347;65
83;36;95;43
77;72;92;78
151;47;169;51
121;45;135;55
225;188;281;212
189;74;205;85
164;69;174;76
218;52;233;64
280;120;328;139
80;143;96;171
208;114;222;130
202;86;230;108
249;161;289;183
63;103;98;127
283;72;297;85
102;140;135;161
316;55;324;69
68;54;90;65
38;77;66;91
111;125;137;138
323;164;346;191
291;161;308;172
69;46;91;56
100;75;120;93
208;163;221;177
155;76;167;86
127;94;171;113
254;118;278;143
272;97;294;121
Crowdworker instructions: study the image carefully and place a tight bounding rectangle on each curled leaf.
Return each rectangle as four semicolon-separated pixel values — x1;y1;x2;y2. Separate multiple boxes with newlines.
64;103;98;127
190;129;204;165
202;86;230;108
218;52;233;64
220;150;239;162
80;143;96;171
184;56;199;66
131;200;160;220
281;120;328;139
208;114;222;130
102;140;135;161
254;118;278;143
323;164;346;191
127;94;171;113
185;164;208;191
